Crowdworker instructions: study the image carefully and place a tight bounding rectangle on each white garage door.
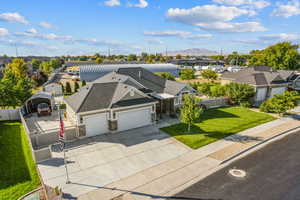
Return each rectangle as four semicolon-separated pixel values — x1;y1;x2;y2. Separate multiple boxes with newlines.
271;87;286;97
117;107;152;132
256;88;267;102
84;113;108;137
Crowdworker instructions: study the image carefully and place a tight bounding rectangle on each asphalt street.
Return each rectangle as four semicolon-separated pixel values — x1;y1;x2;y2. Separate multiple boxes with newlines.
174;130;300;200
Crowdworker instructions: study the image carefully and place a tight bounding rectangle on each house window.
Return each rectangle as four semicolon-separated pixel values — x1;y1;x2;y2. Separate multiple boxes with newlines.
152;105;155;112
113;112;116;119
80;117;83;124
174;97;180;105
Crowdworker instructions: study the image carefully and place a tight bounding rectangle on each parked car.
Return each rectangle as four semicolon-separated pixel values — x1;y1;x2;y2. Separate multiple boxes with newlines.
37;103;51;116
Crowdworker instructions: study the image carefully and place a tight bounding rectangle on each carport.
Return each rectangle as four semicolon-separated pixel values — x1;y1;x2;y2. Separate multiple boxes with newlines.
25;92;55;114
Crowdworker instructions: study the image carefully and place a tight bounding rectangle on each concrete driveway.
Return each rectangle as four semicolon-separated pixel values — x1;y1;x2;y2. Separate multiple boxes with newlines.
37;125;189;197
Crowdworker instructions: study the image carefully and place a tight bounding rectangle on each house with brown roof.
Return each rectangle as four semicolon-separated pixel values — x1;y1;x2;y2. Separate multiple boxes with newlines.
222;66;300;105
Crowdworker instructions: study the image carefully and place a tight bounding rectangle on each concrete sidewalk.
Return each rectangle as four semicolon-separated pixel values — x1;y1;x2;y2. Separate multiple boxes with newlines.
77;117;300;200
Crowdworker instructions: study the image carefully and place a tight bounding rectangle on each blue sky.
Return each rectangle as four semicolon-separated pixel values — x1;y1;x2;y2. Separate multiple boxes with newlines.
0;0;300;56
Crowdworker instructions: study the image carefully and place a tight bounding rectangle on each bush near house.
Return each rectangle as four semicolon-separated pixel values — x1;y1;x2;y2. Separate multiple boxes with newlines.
195;82;254;105
74;81;80;92
260;91;299;115
155;72;175;81
201;69;218;82
180;69;195;80
65;81;72;94
0;122;40;200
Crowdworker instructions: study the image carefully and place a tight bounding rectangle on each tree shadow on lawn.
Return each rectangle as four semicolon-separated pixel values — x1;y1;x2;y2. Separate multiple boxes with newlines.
0;123;31;190
195;108;239;123
163;121;264;146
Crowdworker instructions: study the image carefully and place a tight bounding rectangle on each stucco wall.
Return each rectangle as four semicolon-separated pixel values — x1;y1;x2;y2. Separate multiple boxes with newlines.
0;109;20;121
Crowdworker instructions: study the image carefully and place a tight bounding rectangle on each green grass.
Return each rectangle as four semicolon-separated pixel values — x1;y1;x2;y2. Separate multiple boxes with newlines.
161;107;276;149
0;122;40;200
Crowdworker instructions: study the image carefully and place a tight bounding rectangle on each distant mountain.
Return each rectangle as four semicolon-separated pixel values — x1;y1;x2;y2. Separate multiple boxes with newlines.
166;48;219;56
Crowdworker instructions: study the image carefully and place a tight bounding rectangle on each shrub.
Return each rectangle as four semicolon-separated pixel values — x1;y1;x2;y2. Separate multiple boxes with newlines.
240;101;251;108
82;80;86;87
155;72;175;81
260;91;298;115
197;82;222;97
74;81;80;92
210;84;226;97
180;69;195;80
65;82;72;94
224;82;255;105
201;69;218;82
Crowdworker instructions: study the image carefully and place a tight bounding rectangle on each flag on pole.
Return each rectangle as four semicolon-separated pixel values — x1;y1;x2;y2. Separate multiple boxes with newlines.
59;110;64;138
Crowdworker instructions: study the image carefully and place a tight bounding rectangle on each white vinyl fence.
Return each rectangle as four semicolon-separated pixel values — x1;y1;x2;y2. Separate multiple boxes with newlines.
0;109;20;121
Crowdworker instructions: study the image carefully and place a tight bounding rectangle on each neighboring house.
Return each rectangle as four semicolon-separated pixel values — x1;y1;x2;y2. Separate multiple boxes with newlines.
222;66;300;105
64;67;195;137
44;83;63;96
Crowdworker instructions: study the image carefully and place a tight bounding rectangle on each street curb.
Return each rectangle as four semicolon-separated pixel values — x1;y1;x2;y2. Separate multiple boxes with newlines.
220;125;300;165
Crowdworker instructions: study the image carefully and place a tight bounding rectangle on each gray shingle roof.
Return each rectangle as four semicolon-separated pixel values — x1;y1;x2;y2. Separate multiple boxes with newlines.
222;66;295;86
117;67;191;95
65;82;154;113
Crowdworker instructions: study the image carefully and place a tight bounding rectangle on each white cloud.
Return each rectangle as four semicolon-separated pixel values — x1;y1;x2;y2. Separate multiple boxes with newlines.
166;5;255;25
234;33;300;45
0;39;58;50
198;21;267;33
14;30;140;50
0;28;9;37
213;0;270;9
104;0;121;7
185;34;213;39
272;0;300;18
128;0;148;8
0;12;28;24
39;21;54;29
144;30;190;38
26;28;38;34
145;38;164;45
144;30;213;39
259;33;300;41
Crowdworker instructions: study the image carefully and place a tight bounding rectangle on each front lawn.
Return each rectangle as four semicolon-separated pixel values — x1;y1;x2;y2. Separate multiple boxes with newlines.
0;122;40;200
161;107;276;149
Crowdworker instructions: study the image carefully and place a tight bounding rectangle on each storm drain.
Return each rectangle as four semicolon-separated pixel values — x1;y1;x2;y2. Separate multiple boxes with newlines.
229;168;246;178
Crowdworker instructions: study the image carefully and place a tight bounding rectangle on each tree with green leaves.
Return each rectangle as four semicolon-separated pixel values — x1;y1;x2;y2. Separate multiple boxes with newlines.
180;94;202;132
31;59;42;70
128;54;137;61
248;42;300;70
0;67;32;108
180;69;195;80
96;57;103;64
74;81;80;92
201;69;218;82
82;80;86;86
155;72;175;81
65;82;72;94
224;82;255;105
61;83;65;93
6;58;28;79
260;91;298;116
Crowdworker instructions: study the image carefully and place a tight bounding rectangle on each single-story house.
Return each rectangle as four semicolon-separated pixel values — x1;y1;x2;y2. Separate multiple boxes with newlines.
64;67;195;137
222;66;300;105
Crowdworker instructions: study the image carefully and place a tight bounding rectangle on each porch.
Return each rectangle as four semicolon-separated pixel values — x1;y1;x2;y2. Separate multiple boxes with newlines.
151;93;177;120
